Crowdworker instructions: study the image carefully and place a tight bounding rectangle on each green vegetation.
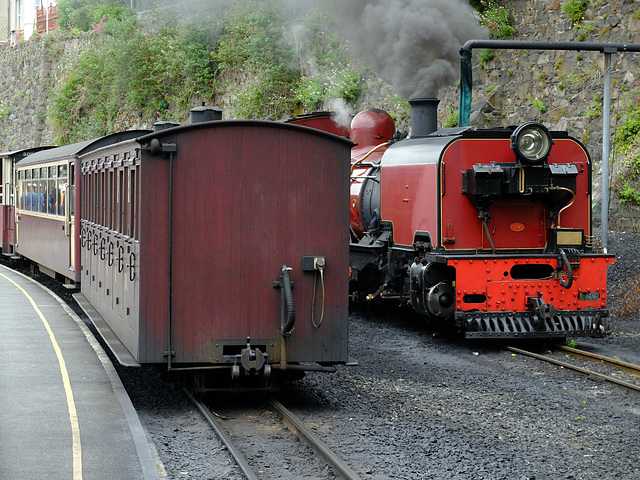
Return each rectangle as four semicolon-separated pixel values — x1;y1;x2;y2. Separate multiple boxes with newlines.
211;5;300;118
527;95;547;113
0;102;9;122
443;109;459;128
562;0;589;26
48;2;368;142
478;49;495;69
50;14;216;142
576;21;595;41
57;0;132;31
41;0;640;215
212;6;363;118
585;95;602;119
612;90;640;206
474;0;516;38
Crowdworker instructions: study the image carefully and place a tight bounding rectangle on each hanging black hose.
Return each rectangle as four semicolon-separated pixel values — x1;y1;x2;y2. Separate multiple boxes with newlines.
557;249;574;289
280;265;296;336
479;209;496;254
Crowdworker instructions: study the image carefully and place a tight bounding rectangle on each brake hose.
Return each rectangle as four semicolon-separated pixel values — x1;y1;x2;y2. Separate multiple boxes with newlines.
281;266;296;335
557;249;574;289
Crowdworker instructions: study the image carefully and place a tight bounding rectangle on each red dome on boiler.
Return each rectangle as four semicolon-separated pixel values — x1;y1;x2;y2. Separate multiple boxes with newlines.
350;109;395;148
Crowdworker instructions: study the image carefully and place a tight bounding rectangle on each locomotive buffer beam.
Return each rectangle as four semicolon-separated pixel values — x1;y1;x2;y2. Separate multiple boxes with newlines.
459;308;608;339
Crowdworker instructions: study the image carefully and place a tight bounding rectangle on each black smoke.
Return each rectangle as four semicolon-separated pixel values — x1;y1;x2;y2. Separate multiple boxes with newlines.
325;0;487;98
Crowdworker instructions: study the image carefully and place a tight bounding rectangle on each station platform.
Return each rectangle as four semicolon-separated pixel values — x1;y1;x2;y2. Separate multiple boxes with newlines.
0;265;164;479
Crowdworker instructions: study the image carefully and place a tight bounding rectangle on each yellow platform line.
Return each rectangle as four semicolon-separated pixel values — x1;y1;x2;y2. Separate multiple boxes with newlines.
0;272;83;479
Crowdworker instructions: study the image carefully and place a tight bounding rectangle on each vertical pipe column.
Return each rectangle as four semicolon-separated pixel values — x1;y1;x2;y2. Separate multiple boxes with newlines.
601;51;612;251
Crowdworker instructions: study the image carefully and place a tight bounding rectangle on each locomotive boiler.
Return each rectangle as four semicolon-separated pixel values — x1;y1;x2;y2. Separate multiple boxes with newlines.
349;98;614;339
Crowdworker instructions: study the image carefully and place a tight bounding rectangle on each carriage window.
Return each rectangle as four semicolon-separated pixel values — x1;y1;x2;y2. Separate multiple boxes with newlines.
39;167;47;214
98;170;104;226
69;164;75;217
116;169;124;232
17;170;23;210
107;170;113;229
58;164;67;216
123;168;130;237
92;171;98;223
130;168;138;240
23;169;30;211
32;168;40;213
48;166;57;215
82;172;87;220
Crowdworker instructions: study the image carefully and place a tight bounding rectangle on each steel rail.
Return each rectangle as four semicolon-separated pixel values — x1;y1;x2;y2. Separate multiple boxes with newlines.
558;345;640;377
183;389;259;480
268;397;363;480
505;346;640;393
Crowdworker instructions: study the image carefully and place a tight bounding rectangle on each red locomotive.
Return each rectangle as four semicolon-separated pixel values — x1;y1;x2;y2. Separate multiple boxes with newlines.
348;98;614;339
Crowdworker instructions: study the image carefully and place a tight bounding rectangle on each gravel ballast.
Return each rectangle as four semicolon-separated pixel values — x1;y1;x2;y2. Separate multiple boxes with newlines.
34;231;640;479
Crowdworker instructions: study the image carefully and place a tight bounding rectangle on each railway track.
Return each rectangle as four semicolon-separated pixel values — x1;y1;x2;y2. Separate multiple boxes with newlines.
505;345;640;393
184;389;362;480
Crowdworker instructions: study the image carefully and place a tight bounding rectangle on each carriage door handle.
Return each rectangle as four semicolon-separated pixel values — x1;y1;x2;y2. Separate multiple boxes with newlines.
127;252;136;281
117;245;124;273
107;241;114;267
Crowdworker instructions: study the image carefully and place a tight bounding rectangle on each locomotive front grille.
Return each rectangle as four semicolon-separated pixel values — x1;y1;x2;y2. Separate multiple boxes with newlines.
458;309;609;339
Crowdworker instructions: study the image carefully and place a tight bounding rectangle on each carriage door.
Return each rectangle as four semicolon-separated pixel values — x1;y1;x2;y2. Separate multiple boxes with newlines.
2;159;16;254
64;162;76;274
0;158;6;253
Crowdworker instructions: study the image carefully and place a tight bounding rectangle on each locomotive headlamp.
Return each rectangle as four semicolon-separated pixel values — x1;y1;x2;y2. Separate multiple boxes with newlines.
510;122;552;164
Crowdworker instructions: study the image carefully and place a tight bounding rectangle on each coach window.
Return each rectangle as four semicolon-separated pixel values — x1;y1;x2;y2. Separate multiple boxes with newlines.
24;169;33;211
97;170;104;226
130;167;138;239
88;172;94;222
92;171;98;223
123;168;130;237
47;166;56;215
17;171;23;209
31;169;40;213
58;165;67;216
115;169;124;232
40;167;48;214
69;164;75;217
108;170;114;229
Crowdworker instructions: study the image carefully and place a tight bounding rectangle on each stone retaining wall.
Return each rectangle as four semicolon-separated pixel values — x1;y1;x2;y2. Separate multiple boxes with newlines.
0;2;639;231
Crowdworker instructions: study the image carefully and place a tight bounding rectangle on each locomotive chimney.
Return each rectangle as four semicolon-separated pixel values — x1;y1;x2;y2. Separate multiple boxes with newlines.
190;106;223;124
409;97;440;137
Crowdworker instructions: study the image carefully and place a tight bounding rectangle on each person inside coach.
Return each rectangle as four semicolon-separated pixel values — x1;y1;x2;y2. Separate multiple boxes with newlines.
25;184;32;211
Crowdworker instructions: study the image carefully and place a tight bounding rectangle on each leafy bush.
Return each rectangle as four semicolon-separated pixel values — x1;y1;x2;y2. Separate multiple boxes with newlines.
57;0;133;31
211;5;299;118
475;0;516;38
562;0;588;26
613;109;640;153
212;5;363;118
50;15;215;143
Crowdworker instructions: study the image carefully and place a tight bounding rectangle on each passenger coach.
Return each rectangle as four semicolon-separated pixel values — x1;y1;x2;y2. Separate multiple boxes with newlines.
13;133;148;284
74;117;353;383
0;147;54;256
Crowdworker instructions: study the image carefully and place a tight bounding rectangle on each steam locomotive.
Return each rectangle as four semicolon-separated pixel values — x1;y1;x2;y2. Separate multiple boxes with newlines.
345;98;614;339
